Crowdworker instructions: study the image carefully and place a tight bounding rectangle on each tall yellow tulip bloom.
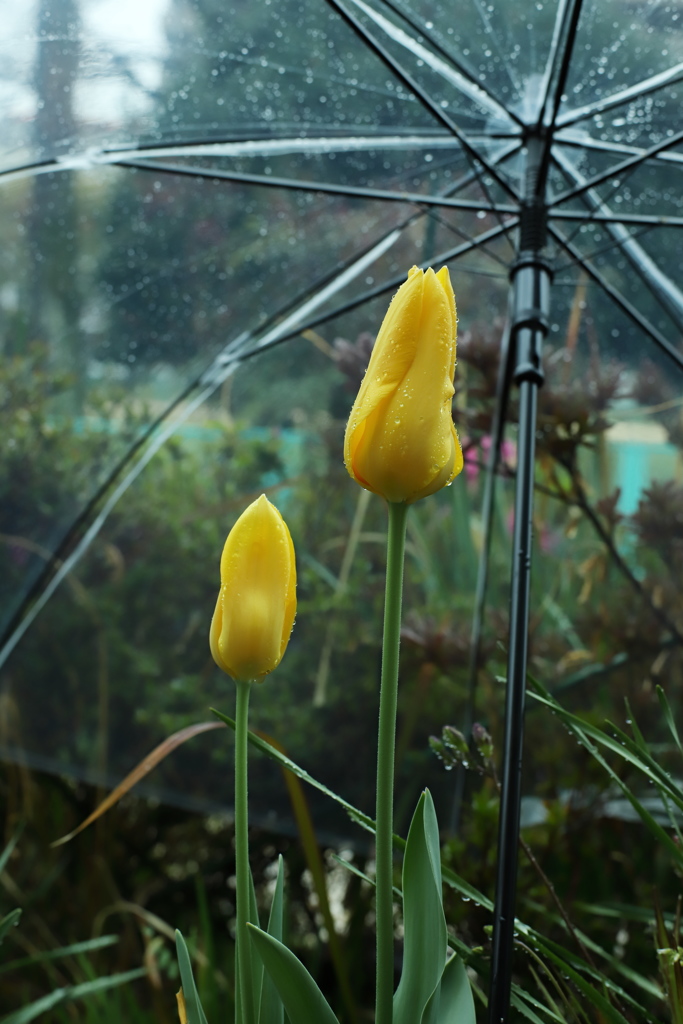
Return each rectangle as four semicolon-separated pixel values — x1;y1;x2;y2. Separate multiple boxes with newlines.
344;265;463;504
210;495;297;681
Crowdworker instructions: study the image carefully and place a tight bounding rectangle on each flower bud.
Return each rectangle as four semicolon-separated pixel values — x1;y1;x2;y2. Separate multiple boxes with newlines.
431;726;470;770
176;990;188;1024
472;722;494;765
210;495;297;682
344;265;463;504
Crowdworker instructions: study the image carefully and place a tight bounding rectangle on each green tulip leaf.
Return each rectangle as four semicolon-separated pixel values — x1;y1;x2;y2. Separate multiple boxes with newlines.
248;925;339;1024
175;929;209;1024
393;791;448;1024
422;952;476;1024
259;855;285;1024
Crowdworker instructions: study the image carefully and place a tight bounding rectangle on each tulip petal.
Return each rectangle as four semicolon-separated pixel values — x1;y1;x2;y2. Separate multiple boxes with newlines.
344;266;463;504
345;266;424;439
210;495;297;681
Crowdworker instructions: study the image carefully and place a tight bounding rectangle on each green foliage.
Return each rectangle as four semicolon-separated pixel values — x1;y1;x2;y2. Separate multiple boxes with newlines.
248;926;340;1024
259;857;285;1024
5;159;683;1024
0;345;142;634
175;930;209;1024
424;953;476;1024
244;789;477;1024
0;829;145;1024
393;792;448;1024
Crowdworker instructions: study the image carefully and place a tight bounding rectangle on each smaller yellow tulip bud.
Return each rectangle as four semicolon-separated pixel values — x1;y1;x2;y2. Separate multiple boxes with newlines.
344;265;463;504
175;989;188;1024
210;495;297;682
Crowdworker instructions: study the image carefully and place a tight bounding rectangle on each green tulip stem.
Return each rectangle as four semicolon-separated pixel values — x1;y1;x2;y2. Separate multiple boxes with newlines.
375;499;409;1024
235;677;255;1024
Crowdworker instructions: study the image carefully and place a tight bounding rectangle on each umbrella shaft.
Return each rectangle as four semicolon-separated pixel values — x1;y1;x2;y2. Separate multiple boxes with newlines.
488;374;539;1024
488;249;551;1023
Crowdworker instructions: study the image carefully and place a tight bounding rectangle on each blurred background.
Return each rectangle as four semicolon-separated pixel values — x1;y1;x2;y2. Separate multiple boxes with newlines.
1;0;683;1019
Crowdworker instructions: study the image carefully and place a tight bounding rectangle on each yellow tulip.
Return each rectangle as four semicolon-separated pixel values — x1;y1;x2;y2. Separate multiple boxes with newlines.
210;495;297;681
175;990;187;1024
344;265;463;504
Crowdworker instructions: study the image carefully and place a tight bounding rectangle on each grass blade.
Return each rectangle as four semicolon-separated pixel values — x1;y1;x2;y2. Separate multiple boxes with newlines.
0;935;119;976
0;968;146;1024
52;722;225;846
259;856;285;1024
0;911;21;947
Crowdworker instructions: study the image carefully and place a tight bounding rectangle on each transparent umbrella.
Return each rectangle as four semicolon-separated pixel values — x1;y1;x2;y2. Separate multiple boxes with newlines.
2;0;683;1017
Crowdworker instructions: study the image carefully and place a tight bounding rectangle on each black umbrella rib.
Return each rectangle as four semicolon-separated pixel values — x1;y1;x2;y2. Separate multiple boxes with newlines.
535;0;584;198
0;133;520;187
549;223;683;374
557;61;683;130
0;205;515;664
377;0;523;127
0;223;427;665
551;210;683;228
551;146;683;331
114;156;519;215
428;211;512;270
552;224;658;271
229;220;519;360
535;0;570;127
536;0;583;132
555;131;683;168
322;0;519;206
0;376;200;661
0;156;56;181
104;126;458;148
552;127;683;206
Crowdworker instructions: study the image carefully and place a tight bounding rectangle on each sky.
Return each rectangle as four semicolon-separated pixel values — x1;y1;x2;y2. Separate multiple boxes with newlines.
0;0;170;163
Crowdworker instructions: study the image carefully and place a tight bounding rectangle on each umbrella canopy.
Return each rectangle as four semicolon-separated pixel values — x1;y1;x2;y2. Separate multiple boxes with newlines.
1;0;683;845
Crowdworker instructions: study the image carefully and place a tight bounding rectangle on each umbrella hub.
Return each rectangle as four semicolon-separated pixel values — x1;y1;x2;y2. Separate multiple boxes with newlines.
519;132;550;252
509;133;553;388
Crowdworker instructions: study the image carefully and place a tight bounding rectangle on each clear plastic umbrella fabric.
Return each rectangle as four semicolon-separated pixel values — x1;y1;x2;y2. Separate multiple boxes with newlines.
1;0;683;839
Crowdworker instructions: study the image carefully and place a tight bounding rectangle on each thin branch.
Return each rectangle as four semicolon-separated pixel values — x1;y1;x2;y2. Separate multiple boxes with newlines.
565;465;683;645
